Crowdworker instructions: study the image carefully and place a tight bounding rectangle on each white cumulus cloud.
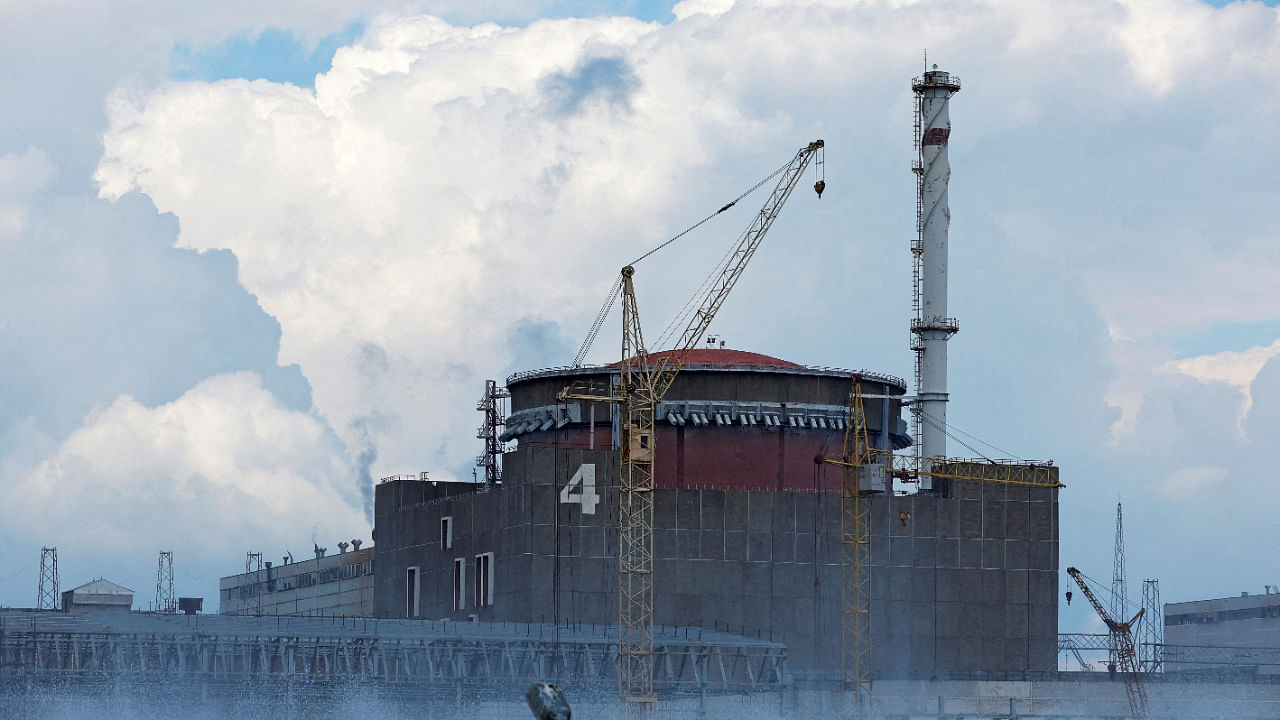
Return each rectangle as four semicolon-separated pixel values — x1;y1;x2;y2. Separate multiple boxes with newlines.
3;372;365;604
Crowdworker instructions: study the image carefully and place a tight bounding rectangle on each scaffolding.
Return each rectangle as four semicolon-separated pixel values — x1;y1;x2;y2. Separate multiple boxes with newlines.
475;379;510;487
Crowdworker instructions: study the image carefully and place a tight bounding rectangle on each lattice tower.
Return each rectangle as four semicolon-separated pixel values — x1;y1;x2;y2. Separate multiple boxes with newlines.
156;550;175;613
1140;578;1163;672
37;546;59;610
1111;502;1128;668
246;551;264;615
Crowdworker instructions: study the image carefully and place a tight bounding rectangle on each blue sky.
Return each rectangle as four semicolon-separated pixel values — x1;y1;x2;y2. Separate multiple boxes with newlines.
163;0;1275;89
168;2;680;87
170;23;367;88
3;0;1280;661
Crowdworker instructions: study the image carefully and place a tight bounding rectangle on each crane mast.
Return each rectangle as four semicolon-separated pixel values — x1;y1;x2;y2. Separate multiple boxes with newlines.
1068;567;1150;719
839;379;875;712
615;139;825;705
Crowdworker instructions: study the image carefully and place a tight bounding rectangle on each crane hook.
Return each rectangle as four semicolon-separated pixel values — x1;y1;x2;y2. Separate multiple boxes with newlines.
813;180;826;198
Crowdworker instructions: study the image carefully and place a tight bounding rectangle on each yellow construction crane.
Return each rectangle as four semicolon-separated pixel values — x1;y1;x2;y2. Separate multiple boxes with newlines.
836;379;876;714
1068;566;1150;719
563;140;825;706
827;383;1063;716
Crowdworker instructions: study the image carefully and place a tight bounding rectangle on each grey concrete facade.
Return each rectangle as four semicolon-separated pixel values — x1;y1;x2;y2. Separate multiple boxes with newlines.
373;442;1059;674
220;547;375;616
1165;591;1280;672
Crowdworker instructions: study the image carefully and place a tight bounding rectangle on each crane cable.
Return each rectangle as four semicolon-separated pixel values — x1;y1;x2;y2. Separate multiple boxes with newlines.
916;410;993;462
571;273;625;368
654;216;749;350
628;156;794;267
916;407;1026;462
571;153;797;366
1075;567;1145;617
653;154;808;349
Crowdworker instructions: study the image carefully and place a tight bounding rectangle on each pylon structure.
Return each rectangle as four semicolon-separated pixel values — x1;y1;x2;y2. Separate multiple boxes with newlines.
37;547;60;610
1111;502;1128;669
156;550;175;613
1140;578;1163;672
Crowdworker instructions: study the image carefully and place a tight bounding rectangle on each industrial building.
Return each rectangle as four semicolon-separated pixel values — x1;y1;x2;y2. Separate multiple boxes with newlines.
1162;589;1280;674
373;349;1061;675
60;578;133;613
371;65;1059;683
220;546;374;617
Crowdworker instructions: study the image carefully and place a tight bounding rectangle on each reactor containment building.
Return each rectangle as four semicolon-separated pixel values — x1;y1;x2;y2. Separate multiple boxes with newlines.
373;349;1061;675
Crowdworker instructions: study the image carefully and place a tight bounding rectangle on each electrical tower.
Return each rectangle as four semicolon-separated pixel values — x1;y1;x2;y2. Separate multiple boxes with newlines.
37;547;59;610
156;550;175;613
246;551;264;615
1139;578;1163;673
1112;502;1128;669
476;379;510;487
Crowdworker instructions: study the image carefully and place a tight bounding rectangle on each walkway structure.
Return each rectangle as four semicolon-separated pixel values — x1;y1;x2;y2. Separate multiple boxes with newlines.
0;611;785;693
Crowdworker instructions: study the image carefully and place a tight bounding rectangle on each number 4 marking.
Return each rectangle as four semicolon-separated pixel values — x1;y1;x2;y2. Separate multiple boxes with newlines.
560;463;600;515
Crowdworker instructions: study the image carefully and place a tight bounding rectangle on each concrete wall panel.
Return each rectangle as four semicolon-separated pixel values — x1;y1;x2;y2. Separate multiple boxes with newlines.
374;443;1062;674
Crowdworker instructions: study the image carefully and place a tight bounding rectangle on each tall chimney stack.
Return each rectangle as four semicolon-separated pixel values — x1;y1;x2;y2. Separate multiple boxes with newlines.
911;65;961;482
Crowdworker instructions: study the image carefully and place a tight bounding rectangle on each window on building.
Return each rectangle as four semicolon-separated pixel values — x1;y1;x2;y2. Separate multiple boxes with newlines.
406;566;420;618
453;558;466;611
441;516;453;549
474;552;494;608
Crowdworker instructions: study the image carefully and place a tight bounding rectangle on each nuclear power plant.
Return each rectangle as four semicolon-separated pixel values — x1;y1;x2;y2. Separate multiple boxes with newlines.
7;67;1280;719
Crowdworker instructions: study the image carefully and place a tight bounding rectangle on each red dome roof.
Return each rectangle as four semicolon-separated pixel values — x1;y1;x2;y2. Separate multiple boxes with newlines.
613;348;803;370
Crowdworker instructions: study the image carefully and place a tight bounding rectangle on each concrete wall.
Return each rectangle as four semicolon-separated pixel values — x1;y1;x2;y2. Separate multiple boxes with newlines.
792;675;1280;719
373;444;1059;674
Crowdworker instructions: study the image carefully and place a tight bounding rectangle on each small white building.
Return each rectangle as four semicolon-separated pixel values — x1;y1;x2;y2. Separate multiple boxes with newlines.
61;579;134;613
